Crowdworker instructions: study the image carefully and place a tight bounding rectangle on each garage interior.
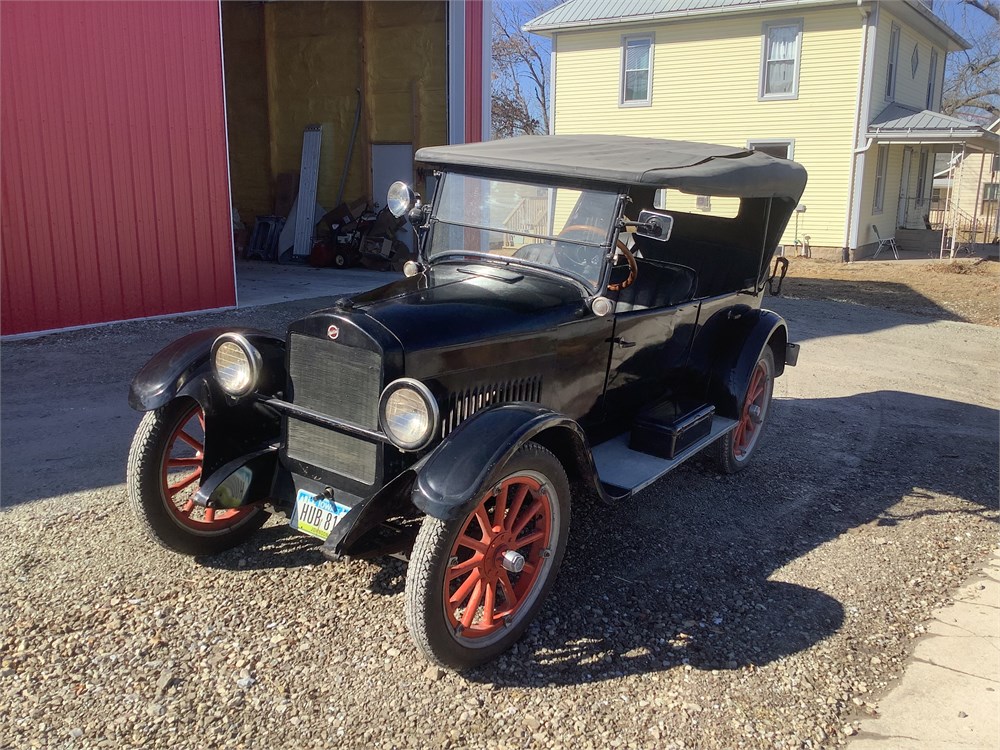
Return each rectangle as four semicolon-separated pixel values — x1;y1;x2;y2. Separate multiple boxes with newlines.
221;1;450;274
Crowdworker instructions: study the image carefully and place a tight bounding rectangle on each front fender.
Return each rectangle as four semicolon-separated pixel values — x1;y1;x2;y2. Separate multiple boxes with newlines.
411;404;597;521
128;327;285;413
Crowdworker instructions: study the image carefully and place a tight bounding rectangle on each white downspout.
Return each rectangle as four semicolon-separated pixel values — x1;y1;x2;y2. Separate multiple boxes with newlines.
549;33;557;135
845;2;877;260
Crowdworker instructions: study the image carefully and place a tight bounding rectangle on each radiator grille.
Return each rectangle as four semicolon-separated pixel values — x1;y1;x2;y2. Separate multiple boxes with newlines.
286;419;377;485
288;334;380;427
441;377;542;438
286;333;381;484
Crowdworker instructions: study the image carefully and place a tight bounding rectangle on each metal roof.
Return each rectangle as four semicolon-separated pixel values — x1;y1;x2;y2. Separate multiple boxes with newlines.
867;104;1000;149
416;134;808;199
524;0;968;49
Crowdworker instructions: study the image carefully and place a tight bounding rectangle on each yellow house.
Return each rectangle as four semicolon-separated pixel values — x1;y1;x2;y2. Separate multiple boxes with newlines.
525;0;999;260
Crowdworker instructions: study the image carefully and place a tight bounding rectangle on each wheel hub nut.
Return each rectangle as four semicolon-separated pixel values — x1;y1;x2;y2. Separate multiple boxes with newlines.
748;404;762;424
500;550;525;573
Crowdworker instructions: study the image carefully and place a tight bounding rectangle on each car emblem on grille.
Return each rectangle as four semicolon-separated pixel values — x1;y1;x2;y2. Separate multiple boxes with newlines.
327;325;339;340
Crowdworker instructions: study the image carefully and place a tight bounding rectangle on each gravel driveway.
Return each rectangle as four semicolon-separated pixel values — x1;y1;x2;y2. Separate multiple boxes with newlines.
2;294;997;749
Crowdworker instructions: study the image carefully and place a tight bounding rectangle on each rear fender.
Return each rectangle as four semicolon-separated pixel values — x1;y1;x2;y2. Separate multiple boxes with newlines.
410;404;603;521
694;308;788;419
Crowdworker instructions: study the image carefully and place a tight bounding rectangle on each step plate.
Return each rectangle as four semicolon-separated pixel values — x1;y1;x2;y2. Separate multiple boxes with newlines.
592;417;738;495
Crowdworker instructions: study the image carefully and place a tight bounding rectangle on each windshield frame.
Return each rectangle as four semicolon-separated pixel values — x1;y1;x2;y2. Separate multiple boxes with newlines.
421;171;626;293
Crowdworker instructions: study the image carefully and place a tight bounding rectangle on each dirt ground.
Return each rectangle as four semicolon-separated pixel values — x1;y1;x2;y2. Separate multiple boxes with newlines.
779;257;1000;327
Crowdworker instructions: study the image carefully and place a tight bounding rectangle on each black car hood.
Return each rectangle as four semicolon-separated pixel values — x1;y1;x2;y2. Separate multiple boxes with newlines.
345;263;589;355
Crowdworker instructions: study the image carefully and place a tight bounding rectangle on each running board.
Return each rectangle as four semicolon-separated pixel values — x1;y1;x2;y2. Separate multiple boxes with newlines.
592;416;738;498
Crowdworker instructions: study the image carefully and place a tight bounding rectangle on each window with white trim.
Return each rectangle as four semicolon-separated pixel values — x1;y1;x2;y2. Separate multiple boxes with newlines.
760;20;803;99
926;48;938;109
916;148;929;205
620;36;652;106
748;140;794;160
873;145;889;213
886;23;900;100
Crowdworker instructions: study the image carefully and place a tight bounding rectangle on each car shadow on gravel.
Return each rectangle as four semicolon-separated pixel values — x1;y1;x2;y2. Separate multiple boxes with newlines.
196;523;323;571
464;390;999;687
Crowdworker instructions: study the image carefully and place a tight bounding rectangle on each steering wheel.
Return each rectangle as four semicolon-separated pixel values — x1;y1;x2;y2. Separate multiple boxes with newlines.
607;239;637;291
557;224;637;291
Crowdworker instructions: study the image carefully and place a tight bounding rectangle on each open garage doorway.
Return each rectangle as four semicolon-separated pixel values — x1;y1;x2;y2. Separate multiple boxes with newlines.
219;1;480;298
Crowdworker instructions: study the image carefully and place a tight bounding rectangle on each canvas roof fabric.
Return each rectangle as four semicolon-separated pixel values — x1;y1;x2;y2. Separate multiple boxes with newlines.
416;134;808;200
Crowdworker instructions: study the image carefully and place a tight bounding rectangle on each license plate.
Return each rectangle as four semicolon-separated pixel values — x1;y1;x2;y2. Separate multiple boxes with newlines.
290;489;351;541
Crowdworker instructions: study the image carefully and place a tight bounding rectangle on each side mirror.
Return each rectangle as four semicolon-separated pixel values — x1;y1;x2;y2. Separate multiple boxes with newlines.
635;209;674;243
387;181;417;218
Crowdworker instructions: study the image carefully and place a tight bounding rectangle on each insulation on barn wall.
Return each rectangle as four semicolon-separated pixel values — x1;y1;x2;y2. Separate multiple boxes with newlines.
221;1;449;217
364;2;448;146
265;1;365;209
221;2;272;223
1;1;235;336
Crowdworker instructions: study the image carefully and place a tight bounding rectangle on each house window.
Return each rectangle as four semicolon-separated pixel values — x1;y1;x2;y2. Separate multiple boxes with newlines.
760;20;803;99
620;36;652;106
916;148;929;205
926;48;938;109
748;140;794;160
873;145;889;213
886;23;900;100
985;183;1000;202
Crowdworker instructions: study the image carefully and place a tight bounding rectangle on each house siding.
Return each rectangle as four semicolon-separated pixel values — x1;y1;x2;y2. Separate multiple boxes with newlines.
552;6;862;251
871;7;941;114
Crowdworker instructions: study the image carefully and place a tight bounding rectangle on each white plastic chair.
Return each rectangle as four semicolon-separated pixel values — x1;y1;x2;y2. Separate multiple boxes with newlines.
872;225;899;260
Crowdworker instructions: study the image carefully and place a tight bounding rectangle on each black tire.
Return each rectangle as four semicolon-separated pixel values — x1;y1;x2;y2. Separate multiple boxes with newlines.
405;442;571;670
127;398;268;555
714;346;775;474
333;250;350;268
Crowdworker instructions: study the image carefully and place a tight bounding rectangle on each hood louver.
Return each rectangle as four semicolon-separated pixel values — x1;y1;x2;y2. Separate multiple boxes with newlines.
441;377;543;438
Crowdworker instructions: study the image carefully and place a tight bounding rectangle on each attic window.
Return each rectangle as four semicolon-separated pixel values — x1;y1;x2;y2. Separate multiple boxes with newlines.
886;24;901;100
620;35;653;106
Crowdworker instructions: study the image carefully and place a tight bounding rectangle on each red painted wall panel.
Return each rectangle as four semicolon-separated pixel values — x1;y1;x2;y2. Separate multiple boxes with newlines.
464;0;484;144
1;1;235;335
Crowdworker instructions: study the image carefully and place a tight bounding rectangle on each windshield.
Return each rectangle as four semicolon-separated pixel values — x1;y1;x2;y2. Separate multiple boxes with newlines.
427;173;619;288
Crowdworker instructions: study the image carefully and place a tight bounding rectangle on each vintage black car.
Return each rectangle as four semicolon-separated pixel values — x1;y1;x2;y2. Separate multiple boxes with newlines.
127;134;806;669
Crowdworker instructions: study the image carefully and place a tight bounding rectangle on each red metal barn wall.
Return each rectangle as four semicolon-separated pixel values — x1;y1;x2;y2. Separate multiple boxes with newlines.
1;1;235;336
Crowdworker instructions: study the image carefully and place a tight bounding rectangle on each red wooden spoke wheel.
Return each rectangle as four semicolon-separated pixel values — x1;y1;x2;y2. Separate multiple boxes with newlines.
160;403;256;531
733;361;769;459
444;473;553;638
405;442;570;669
714;347;775;474
127;398;267;555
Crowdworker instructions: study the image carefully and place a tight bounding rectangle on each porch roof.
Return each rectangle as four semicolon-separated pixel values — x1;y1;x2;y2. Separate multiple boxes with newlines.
867;104;999;151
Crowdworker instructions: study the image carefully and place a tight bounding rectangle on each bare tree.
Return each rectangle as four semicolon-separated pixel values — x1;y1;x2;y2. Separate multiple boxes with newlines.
491;0;557;139
942;0;1000;122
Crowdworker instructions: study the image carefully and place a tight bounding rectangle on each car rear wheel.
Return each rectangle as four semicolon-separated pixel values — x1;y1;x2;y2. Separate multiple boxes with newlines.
714;347;775;473
127;398;267;555
405;442;570;670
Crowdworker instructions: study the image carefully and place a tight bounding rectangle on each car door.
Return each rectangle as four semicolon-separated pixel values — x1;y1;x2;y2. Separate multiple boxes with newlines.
603;301;701;425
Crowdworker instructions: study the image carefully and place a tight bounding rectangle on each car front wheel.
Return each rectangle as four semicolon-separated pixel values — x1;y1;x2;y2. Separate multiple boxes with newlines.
405;442;570;670
714;347;775;473
127;398;267;555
